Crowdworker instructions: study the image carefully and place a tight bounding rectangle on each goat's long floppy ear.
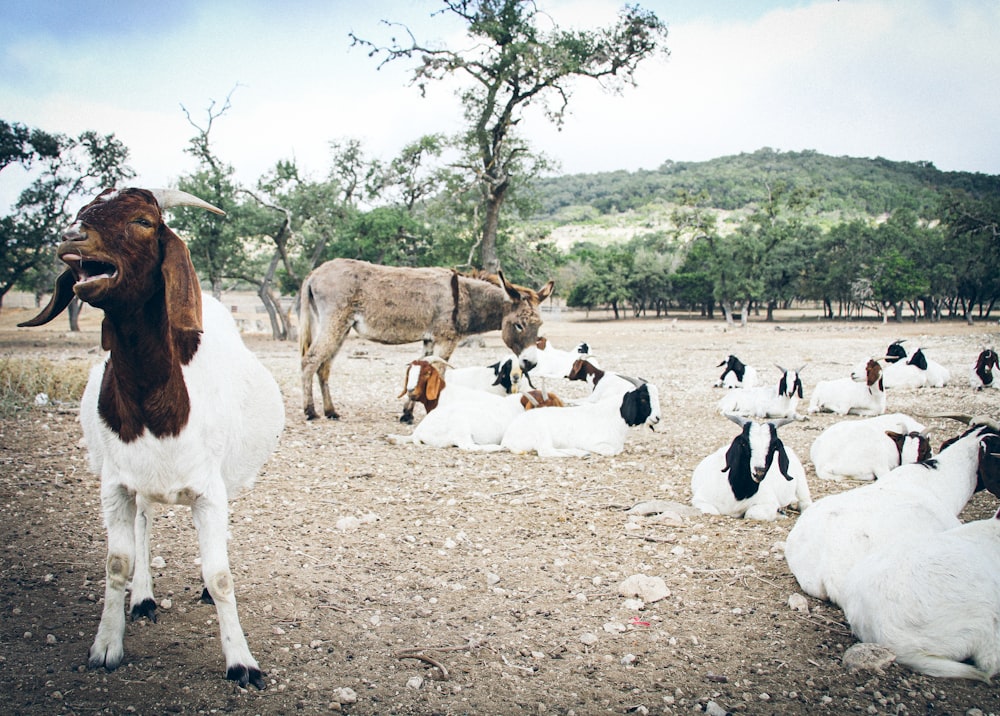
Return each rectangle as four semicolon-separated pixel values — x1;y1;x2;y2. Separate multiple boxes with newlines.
772;438;793;481
17;269;78;327
424;367;445;402
160;231;203;333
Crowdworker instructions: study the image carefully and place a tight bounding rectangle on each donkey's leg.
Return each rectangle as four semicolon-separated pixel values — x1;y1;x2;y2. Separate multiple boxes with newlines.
301;312;352;420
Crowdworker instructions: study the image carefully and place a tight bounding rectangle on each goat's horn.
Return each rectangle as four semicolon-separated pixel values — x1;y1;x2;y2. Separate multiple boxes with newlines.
775;364;787;373
148;188;225;215
524;392;540;407
770;418;795;429
725;413;750;427
919;413;1000;430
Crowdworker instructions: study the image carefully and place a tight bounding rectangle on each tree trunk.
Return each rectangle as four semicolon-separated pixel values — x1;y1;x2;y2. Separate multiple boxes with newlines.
480;177;508;272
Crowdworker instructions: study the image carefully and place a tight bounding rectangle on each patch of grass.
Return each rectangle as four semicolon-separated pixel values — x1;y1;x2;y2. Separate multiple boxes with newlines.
0;355;91;416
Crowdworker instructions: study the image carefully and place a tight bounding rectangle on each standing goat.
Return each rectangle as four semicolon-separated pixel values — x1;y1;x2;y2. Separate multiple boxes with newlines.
18;188;284;688
717;365;804;419
691;415;812;520
810;413;931;481
971;348;999;390
808;359;886;416
784;419;999;606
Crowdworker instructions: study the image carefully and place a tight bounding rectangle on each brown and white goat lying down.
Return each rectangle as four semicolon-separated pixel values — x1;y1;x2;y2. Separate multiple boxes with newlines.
20;188;284;689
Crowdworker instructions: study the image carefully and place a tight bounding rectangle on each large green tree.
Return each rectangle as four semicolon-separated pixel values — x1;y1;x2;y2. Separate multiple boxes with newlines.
0;120;134;313
351;0;669;272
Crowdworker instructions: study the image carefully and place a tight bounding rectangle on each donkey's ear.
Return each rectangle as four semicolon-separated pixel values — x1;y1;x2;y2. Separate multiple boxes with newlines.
536;280;554;302
160;231;203;334
18;269;78;327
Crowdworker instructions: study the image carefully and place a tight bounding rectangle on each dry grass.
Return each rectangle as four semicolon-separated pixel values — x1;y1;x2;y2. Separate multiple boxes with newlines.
0;355;90;414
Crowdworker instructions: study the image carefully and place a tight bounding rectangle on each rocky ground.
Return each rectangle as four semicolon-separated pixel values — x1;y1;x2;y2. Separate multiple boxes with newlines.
1;303;999;715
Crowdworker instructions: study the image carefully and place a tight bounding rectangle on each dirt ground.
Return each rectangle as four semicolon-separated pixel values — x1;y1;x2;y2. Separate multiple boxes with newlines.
1;302;999;716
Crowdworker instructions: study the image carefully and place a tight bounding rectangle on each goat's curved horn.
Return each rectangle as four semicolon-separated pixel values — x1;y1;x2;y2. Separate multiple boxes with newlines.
775;364;787;373
524;392;540;407
919;413;1000;431
770;418;795;429
620;374;644;388
725;413;750;427
149;188;226;216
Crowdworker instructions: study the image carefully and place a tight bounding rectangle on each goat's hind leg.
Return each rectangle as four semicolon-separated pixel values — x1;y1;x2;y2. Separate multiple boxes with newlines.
89;483;137;671
191;489;265;689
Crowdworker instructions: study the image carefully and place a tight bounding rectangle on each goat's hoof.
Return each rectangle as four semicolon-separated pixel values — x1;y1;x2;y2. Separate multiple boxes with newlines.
130;598;158;623
227;664;267;690
199;587;215;605
399;413;414;424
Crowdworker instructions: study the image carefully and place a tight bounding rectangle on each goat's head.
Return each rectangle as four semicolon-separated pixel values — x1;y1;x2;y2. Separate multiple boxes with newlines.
886;340;907;363
886;430;933;467
775;365;804;399
718;354;746;382
19;188;223;338
619;379;661;428
567;357;603;386
496;271;553;373
489;356;522;394
976;349;999;387
933;417;1000;495
907;348;928;371
852;359;884;389
399;359;446;410
722;415;794;500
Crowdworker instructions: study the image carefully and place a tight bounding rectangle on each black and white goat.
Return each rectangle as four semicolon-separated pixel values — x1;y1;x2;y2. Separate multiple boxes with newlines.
18;188;284;688
971;348;999;390
877;340;951;388
524;337;591;381
810;413;931;481
500;377;660;457
690;415;812;520
808;359;886;416
840;504;1000;682
714;354;758;389
440;355;522;395
717;365;804;419
784;418;999;607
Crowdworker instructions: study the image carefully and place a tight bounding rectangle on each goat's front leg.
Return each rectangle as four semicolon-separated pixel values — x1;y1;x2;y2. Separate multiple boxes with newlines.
191;487;265;689
89;483;137;671
128;496;157;621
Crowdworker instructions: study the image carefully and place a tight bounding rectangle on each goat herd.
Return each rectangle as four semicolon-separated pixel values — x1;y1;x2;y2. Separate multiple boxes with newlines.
14;186;1000;696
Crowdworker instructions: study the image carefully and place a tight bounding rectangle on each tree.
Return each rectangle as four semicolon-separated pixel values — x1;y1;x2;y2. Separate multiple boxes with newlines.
351;0;669;272
0;120;134;318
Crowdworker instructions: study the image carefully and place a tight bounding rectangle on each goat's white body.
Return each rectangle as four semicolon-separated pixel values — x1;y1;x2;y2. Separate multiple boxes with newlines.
876;356;951;389
808;375;886;416
390;391;527;450
810;413;925;481
718;364;758;389
840;514;1000;681
717;372;800;419
530;341;589;379
502;384;660;457
785;428;984;606
84;296;284;676
970;366;997;390
442;357;519;396
577;371;637;405
691;436;811;521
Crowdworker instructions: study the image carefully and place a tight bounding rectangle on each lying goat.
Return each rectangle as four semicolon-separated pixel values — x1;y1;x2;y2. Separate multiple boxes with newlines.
810;413;931;481
840;504;1000;682
808;359;886;416
971;348;999;390
714;354;758;389
19;188;284;688
439;355;522;395
717;365;804;419
389;389;563;450
501;378;660;457
565;357;639;404
784;418;999;606
878;340;950;388
525;337;590;380
691;415;812;521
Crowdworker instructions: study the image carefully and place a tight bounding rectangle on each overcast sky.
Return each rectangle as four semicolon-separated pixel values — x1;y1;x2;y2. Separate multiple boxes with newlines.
2;0;998;211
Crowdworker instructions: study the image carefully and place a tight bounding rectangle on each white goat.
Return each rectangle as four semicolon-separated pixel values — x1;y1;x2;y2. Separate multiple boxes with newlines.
18;188;284;689
501;379;661;457
717;365;803;419
440;354;522;395
808;359;886;416
565;356;639;404
389;388;563;450
877;341;950;388
525;337;591;380
971;348;999;390
810;413;931;481
784;422;997;607
715;354;758;389
691;415;812;521
840;506;1000;682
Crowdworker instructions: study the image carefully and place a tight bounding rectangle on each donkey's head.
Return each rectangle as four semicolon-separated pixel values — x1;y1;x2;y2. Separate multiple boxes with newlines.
497;271;554;371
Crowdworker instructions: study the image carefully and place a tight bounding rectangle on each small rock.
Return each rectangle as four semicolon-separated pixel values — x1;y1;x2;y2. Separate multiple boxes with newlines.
618;574;670;602
333;687;358;704
787;593;809;613
406;676;424;690
160;598;173;610
486;572;501;586
46;634;56;645
335;516;361;531
151;556;166;569
843;642;896;673
603;621;627;634
580;632;599;646
705;700;730;716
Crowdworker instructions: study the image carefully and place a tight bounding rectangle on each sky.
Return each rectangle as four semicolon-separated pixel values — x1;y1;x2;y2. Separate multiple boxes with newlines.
2;0;999;212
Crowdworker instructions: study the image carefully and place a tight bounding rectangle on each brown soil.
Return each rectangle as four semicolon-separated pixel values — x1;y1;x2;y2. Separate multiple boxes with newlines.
1;304;999;716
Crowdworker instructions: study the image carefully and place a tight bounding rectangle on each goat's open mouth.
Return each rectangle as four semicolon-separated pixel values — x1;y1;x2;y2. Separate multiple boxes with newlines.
61;253;118;284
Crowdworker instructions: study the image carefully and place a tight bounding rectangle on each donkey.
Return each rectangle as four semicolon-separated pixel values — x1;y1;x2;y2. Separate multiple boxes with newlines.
299;258;554;421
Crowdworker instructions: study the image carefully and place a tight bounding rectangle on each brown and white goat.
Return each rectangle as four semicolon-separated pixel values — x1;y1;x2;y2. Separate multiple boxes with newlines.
19;188;284;689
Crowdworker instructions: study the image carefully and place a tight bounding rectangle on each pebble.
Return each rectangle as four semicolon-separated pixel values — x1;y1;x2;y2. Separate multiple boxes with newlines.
333;687;358;704
618;574;670;602
843;643;896;673
787;593;809;613
580;632;599;646
407;676;424;690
